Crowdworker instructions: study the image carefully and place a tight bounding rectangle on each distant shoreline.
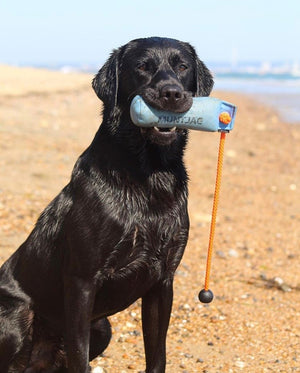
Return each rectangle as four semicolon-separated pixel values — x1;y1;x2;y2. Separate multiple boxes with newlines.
215;77;300;124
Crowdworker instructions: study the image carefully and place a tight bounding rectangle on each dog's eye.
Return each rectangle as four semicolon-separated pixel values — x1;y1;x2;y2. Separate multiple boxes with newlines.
137;63;147;71
178;64;188;72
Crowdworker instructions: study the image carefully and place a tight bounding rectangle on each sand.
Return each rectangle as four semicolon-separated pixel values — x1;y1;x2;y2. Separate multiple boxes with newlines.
0;66;299;372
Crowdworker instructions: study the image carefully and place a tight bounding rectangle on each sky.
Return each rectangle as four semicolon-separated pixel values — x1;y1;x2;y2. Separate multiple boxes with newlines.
0;0;299;67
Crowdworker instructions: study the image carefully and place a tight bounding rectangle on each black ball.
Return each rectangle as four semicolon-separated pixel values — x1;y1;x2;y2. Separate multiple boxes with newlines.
198;289;214;303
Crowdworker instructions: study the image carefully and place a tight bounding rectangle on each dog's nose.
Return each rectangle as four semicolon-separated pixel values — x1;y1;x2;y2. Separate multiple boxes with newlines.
160;85;183;103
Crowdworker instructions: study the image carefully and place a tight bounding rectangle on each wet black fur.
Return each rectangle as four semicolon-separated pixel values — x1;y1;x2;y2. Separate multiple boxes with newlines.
0;37;213;373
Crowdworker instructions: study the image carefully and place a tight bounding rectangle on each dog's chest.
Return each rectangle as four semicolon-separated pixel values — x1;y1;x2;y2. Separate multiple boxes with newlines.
102;218;175;279
93;215;185;316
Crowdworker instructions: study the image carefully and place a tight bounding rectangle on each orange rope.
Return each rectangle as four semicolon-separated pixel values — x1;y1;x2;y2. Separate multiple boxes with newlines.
204;131;226;291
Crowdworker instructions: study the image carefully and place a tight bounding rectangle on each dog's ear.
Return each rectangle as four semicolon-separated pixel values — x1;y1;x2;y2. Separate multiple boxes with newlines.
92;46;124;107
183;42;214;97
195;58;214;97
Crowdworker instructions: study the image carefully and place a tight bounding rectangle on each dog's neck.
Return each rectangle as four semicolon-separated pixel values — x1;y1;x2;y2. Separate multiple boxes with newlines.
91;107;188;176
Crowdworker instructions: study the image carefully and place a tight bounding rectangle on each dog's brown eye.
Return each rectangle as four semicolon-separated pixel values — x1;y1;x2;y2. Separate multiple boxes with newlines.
137;63;147;71
179;64;188;72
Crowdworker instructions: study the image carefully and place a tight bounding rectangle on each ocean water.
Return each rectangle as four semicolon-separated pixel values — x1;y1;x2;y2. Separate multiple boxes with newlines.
214;74;300;123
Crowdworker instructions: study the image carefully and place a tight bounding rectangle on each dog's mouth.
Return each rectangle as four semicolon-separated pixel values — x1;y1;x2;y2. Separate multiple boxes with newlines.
140;126;184;146
141;126;177;135
133;89;190;145
153;126;176;133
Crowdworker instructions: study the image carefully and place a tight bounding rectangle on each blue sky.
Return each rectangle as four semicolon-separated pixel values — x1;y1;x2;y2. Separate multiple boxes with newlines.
0;0;299;67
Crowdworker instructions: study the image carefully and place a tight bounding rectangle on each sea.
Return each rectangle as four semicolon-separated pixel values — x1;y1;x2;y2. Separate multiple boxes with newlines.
214;73;300;124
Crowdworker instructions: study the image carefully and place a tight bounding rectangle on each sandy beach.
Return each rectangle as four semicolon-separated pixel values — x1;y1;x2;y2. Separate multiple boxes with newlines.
0;65;299;372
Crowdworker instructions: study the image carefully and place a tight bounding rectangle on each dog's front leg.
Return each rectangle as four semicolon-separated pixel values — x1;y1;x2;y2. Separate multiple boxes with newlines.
64;275;95;373
142;278;174;373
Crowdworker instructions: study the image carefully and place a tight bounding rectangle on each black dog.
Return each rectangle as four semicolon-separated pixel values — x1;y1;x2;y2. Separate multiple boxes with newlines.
0;37;213;372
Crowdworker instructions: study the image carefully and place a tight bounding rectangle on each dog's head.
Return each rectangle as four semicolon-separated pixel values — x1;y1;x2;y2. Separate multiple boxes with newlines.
92;37;214;146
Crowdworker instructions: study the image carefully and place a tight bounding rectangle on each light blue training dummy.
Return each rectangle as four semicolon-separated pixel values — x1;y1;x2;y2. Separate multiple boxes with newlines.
130;95;237;132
